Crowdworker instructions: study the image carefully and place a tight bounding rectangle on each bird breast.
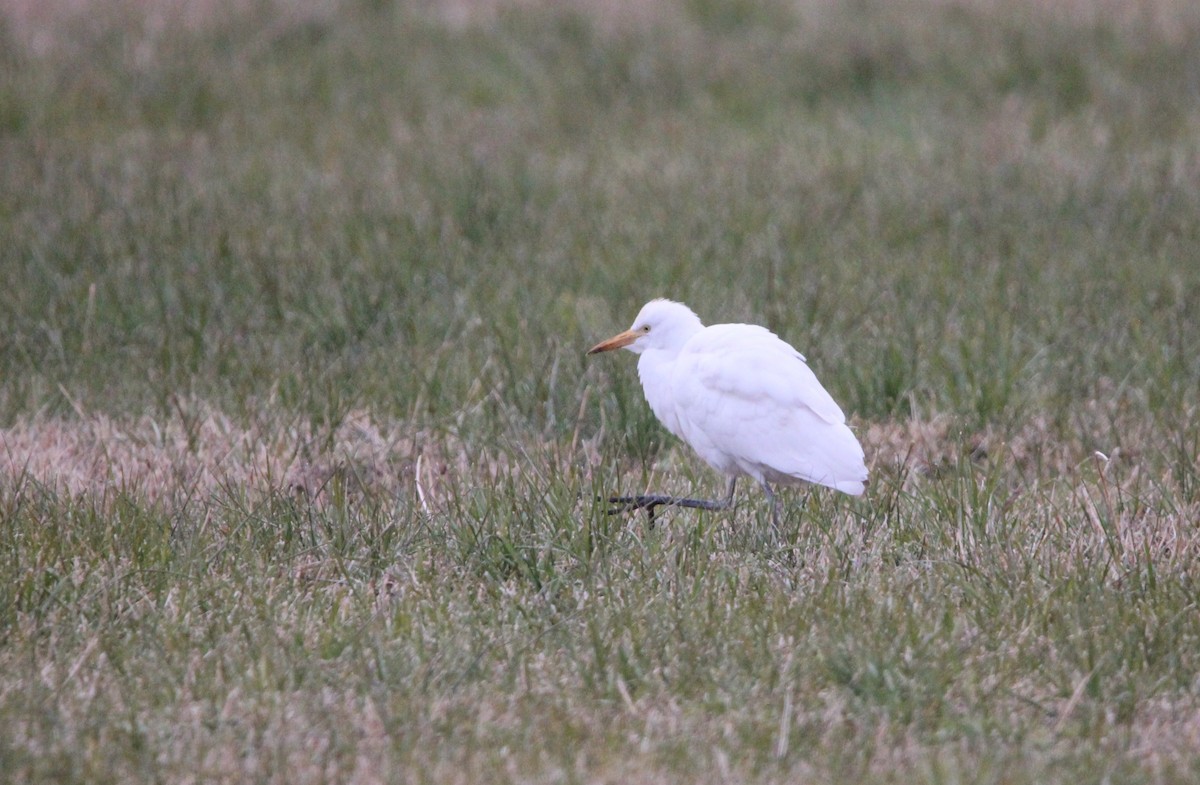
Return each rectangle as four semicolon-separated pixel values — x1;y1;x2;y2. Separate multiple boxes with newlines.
636;348;686;440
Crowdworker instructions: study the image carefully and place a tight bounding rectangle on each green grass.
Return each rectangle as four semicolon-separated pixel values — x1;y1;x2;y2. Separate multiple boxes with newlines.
2;0;1200;781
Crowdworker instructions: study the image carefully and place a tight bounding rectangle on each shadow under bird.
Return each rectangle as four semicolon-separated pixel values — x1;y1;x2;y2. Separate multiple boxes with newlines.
588;299;867;527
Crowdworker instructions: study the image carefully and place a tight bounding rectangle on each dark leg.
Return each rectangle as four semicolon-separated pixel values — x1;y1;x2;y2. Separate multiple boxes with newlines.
608;478;738;523
760;481;780;532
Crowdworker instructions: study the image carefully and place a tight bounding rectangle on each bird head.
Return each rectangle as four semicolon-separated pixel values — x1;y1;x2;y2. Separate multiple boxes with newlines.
587;299;704;356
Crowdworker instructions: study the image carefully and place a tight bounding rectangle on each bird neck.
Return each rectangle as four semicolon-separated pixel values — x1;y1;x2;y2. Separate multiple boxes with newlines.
636;348;685;440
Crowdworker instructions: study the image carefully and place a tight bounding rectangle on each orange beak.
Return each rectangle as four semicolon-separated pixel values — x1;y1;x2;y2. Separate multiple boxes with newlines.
587;329;640;355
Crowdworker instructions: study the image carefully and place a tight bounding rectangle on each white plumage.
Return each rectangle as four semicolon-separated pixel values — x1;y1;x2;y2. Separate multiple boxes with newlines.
588;298;867;524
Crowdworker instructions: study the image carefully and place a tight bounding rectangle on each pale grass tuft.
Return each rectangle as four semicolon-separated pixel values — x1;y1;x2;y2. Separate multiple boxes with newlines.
0;402;416;506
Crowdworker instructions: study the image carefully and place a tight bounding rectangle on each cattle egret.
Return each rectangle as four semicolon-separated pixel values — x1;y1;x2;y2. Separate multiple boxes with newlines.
588;299;867;527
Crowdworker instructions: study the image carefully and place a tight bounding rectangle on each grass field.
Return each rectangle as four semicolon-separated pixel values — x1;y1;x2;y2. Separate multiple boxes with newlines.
2;0;1200;781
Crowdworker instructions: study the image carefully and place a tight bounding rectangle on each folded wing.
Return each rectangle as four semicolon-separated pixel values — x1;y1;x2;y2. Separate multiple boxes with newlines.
670;324;867;494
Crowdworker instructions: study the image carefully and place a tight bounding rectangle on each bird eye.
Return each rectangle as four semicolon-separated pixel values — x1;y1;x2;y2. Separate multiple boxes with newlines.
641;325;651;332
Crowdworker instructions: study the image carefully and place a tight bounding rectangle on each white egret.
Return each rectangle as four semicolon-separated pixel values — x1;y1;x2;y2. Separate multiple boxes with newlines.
588;299;867;526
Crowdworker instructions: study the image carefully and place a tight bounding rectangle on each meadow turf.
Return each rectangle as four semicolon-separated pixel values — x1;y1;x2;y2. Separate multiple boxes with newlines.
2;0;1200;782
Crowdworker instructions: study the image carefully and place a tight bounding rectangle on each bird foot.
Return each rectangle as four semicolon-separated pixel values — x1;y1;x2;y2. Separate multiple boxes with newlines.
603;493;735;525
605;494;675;523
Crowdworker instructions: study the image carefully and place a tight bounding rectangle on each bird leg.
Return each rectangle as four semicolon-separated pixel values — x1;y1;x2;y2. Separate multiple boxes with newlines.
607;478;738;524
760;481;780;533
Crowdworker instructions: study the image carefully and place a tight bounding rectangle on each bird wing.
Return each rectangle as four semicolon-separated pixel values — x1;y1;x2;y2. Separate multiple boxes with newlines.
670;324;866;491
677;324;847;425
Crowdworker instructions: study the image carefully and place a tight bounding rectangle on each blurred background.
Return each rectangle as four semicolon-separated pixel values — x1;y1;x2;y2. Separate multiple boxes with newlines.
3;0;1196;437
